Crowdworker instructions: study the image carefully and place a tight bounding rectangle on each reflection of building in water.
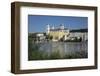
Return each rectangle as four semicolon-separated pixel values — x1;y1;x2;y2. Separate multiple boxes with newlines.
46;24;70;41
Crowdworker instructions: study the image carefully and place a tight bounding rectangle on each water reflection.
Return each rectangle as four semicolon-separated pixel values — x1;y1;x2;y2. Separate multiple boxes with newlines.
33;41;88;58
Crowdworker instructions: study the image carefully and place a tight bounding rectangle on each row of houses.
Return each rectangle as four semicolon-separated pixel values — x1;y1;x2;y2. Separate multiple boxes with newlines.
70;29;88;41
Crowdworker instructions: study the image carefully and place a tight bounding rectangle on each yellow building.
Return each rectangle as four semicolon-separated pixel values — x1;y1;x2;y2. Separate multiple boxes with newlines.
46;24;70;41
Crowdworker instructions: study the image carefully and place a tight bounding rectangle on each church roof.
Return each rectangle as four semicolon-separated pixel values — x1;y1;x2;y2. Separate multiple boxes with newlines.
50;28;68;31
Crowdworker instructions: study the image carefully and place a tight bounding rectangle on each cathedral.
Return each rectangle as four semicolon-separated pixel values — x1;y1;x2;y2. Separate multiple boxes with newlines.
46;24;70;41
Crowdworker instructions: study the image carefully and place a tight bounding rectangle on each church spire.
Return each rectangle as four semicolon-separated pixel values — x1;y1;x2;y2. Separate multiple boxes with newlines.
46;24;50;34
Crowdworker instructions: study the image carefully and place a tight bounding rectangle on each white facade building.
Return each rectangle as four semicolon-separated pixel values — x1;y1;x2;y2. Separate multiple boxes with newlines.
69;29;88;41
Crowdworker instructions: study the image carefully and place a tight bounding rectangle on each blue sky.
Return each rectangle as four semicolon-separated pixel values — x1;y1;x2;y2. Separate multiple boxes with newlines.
28;15;88;32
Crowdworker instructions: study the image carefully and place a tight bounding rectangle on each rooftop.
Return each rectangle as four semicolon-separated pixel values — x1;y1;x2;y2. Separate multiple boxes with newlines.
50;28;68;31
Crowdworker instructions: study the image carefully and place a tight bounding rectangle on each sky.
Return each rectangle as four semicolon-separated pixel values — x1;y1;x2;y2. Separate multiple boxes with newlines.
28;15;88;32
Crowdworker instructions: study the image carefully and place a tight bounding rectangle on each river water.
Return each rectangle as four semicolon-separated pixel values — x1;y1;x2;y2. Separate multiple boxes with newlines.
36;41;88;58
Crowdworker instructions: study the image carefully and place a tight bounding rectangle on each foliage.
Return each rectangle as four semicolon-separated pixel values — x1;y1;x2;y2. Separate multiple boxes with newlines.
46;34;53;40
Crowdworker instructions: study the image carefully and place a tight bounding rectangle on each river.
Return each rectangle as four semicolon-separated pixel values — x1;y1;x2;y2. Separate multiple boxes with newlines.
32;41;88;58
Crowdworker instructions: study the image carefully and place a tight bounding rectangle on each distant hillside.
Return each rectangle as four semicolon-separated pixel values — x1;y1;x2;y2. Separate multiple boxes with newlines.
70;29;88;32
